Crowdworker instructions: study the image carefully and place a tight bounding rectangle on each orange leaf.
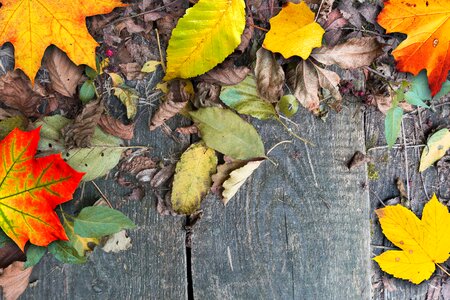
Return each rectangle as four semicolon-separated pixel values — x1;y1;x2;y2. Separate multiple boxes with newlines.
377;0;450;95
0;128;84;250
0;0;126;83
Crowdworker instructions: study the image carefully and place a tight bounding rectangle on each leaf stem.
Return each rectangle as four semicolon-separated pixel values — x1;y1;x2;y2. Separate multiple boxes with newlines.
276;118;315;146
155;29;166;72
436;263;450;277
91;181;113;208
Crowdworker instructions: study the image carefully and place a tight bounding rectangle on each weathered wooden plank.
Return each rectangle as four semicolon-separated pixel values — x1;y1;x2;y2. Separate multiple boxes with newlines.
20;76;188;299
366;104;450;299
191;103;370;299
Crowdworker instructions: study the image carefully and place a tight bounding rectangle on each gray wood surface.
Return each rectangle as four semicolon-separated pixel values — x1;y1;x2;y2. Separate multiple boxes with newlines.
191;104;371;299
366;103;450;300
20;76;189;300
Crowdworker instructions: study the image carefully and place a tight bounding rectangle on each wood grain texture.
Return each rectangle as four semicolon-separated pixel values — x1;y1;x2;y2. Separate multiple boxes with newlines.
366;103;450;300
20;75;189;300
191;103;371;299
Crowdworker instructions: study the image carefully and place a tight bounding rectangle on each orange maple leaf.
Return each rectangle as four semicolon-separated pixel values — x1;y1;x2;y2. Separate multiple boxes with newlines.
0;0;125;82
378;0;450;96
0;128;84;250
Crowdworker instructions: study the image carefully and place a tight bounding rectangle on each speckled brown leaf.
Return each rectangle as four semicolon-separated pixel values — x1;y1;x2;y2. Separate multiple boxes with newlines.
287;60;320;113
199;62;250;86
44;47;83;98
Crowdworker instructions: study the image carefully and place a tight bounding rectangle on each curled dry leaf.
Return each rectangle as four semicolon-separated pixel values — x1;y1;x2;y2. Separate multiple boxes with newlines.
198;62;250;86
63;98;104;148
255;48;285;103
222;159;264;205
322;9;348;47
211;157;247;194
102;230;132;253
287;59;320;113
0;70;46;117
236;14;254;53
192;82;222;108
347;151;371;170
149;80;194;130
98;114;135;140
44;47;83;98
311;37;383;69
371;94;413;115
0;261;32;300
176;125;198;135
419;128;450;172
119;63;146;81
150;165;176;189
311;62;342;111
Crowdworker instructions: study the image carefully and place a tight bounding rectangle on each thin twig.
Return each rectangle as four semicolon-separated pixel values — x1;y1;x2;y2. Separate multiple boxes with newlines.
110;0;180;26
314;0;325;22
436;263;450;277
91;181;113;208
155;29;166;72
248;23;268;32
267;140;293;155
367;144;426;151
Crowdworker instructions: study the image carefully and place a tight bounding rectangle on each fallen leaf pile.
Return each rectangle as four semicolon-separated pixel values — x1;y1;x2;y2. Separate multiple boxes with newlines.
0;0;448;297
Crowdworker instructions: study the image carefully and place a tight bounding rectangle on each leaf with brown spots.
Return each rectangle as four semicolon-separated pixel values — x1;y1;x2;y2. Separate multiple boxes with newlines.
374;194;450;284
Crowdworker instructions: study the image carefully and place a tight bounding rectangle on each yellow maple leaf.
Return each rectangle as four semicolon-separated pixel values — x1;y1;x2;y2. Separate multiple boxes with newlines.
374;194;450;284
164;0;245;81
0;0;125;83
263;2;324;59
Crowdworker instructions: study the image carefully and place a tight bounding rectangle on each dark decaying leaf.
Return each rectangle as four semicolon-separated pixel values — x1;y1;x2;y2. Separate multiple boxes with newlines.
0;261;32;300
63;98;104;148
98;114;135;140
255;48;285;103
149;79;193;130
0;70;47;117
236;14;254;53
322;9;348;47
0;243;26;269
192;82;222;108
44;47;83;97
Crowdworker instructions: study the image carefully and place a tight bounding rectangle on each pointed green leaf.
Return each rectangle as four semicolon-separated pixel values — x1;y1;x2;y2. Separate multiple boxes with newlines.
385;107;404;148
189;107;265;160
49;241;87;264
219;76;277;120
404;71;431;107
25;245;46;268
74;206;135;238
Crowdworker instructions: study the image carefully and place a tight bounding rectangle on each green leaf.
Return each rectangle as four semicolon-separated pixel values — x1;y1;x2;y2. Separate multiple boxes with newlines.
219;76;277;120
0;115;28;139
74;206;135;238
63;220;99;256
49;241;87;264
113;87;139;119
25;245;46;268
171;143;217;214
79;80;96;103
85;66;98;80
385;106;404;148
189;107;265;160
433;80;450;100
278;95;299;117
35;115;125;181
419;128;450;172
404;71;431;107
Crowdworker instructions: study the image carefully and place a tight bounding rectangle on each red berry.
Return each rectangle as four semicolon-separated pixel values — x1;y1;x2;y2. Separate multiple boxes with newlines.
105;49;114;57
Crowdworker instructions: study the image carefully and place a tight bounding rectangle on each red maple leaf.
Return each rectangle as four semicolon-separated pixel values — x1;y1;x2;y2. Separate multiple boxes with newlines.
0;128;84;250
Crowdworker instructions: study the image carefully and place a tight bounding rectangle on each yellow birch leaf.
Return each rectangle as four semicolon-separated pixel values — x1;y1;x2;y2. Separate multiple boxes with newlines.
171;143;218;214
373;194;450;284
164;0;246;81
419;128;450;172
222;159;264;205
263;2;324;59
0;0;126;83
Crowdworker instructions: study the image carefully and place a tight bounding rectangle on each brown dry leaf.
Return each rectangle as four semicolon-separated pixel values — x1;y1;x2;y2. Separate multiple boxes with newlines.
63;98;104;148
176;125;198;135
98;115;135;140
120;154;157;175
372;94;413;115
0;70;46;117
255;48;285;103
0;261;32;300
44;47;83;98
119;63;146;81
347;151;371;170
211;157;247;194
149;80;193;130
287;60;320;112
193;82;222;108
311;62;342;111
322;9;348;46
236;14;254;53
199;62;250;86
151;165;175;188
311;37;383;69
